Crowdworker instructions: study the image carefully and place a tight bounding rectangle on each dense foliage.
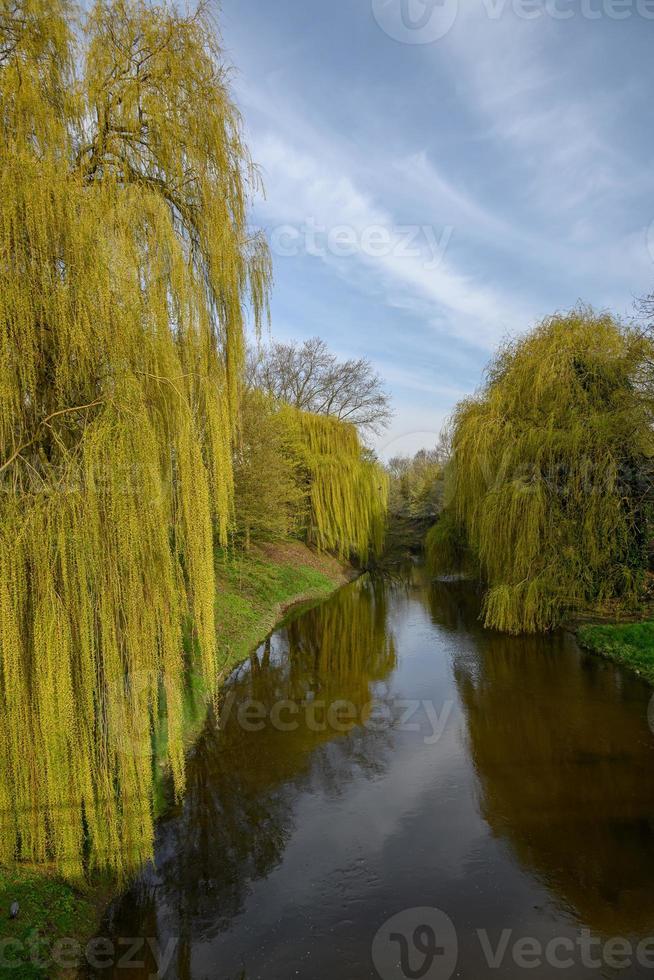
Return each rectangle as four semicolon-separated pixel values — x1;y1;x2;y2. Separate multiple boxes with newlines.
283;408;389;562
378;449;445;563
388;449;444;524
232;389;306;547
428;310;654;632
233;398;388;560
0;0;389;880
425;510;471;576
0;0;272;878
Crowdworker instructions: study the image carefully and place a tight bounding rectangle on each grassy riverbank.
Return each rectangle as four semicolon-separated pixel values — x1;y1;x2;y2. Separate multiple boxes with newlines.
577;620;654;684
0;543;350;978
213;541;351;673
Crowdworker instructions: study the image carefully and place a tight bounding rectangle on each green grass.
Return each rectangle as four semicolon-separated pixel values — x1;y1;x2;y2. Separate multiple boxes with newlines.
577;621;654;683
0;866;103;978
153;548;340;807
0;544;343;978
213;548;338;669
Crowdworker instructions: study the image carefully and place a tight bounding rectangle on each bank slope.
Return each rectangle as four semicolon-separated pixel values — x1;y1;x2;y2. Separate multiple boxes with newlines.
0;542;350;978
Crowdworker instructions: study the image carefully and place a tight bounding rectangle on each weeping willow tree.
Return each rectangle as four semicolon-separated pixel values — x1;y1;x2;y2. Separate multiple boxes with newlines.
429;309;654;633
425;509;472;577
281;408;389;562
232;389;306;548
0;0;270;879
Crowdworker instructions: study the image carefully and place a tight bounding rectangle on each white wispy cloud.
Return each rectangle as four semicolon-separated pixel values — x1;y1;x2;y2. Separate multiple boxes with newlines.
252;132;533;349
444;6;635;214
220;0;654;448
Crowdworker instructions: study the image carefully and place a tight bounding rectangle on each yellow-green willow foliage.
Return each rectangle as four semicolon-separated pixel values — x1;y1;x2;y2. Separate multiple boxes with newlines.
233;389;306;547
425;511;472;577
0;0;270;878
433;310;654;633
282;408;389;561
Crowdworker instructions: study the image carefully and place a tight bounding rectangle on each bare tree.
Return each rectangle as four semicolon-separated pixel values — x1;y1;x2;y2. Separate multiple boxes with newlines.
248;337;392;435
638;290;654;326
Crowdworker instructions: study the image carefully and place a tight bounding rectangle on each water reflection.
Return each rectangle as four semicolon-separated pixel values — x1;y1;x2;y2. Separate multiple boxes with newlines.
451;621;654;936
96;576;397;977
93;569;654;978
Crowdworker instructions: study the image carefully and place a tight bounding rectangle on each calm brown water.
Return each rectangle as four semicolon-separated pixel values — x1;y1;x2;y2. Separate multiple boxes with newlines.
93;566;654;979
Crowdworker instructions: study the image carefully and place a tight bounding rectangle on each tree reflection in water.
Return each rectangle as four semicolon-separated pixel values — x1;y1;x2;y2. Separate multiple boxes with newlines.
98;576;397;976
94;572;654;979
431;579;654;937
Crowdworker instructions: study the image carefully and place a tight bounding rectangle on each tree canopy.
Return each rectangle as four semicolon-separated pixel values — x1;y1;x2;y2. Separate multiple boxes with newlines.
248;336;392;435
283;408;389;561
429;309;654;633
388;448;444;523
0;0;270;878
232;389;305;547
0;0;390;880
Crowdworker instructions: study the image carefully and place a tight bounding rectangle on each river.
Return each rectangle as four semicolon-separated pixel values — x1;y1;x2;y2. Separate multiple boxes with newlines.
92;565;654;979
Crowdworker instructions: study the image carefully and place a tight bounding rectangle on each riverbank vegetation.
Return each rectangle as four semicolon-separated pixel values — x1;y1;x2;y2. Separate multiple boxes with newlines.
384;449;445;560
577;622;654;684
0;0;387;908
426;309;654;633
6;0;654;972
0;543;348;977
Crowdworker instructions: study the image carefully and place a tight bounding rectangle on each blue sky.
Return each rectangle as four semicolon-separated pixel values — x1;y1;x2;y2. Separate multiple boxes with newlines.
217;0;654;457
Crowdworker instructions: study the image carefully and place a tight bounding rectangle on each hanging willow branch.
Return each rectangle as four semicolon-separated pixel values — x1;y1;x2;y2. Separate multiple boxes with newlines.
282;407;389;562
0;399;105;477
0;0;270;879
430;309;654;633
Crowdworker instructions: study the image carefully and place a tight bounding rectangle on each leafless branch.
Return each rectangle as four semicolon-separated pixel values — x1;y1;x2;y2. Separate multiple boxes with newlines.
247;337;393;436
